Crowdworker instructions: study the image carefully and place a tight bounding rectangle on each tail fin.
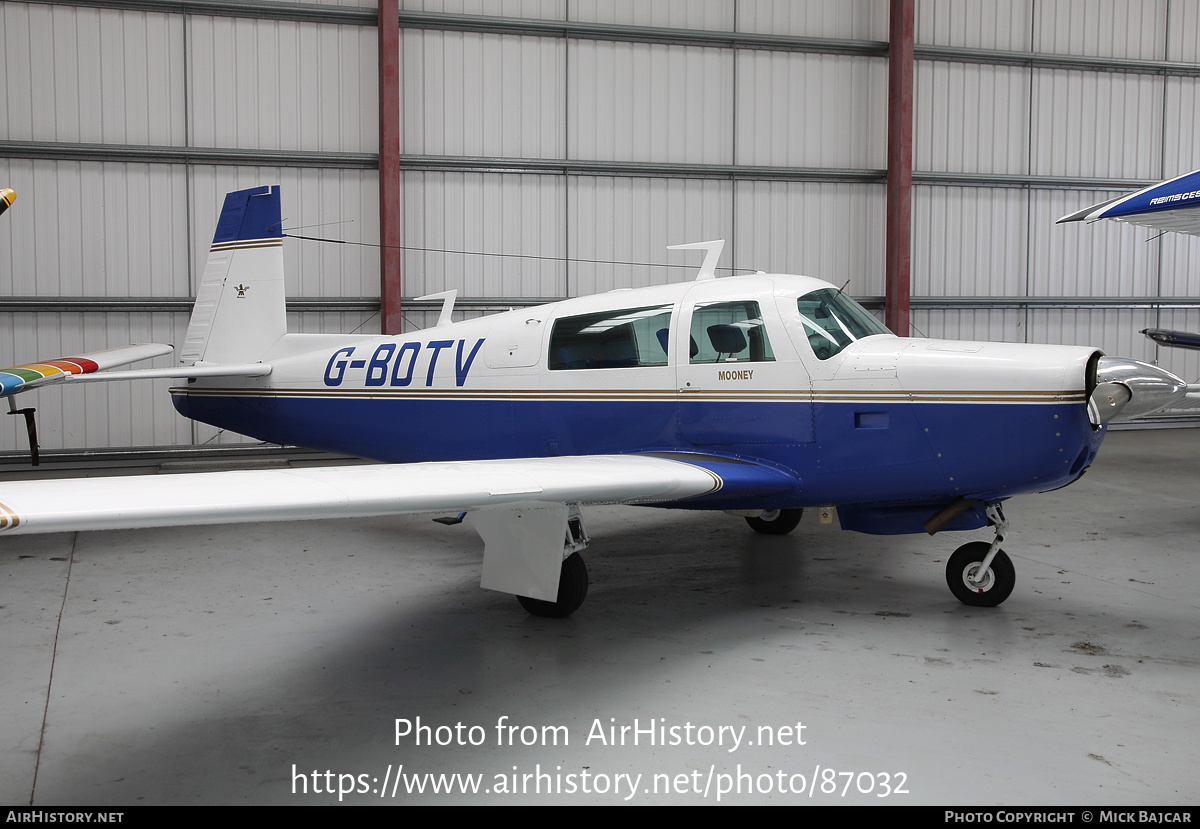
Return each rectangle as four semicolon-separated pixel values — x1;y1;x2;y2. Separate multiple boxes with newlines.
181;185;287;365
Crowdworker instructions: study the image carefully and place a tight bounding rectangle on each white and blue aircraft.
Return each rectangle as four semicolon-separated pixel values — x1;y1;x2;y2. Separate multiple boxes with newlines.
0;185;1190;616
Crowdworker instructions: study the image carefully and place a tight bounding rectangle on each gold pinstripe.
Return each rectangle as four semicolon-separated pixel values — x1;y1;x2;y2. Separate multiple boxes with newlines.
171;386;1087;404
209;240;283;252
0;501;21;531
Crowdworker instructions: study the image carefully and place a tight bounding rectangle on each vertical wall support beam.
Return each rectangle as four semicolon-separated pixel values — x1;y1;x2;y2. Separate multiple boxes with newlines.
885;0;914;336
379;0;403;334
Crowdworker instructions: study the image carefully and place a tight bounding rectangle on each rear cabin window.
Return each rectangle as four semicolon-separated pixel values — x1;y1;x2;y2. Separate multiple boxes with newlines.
796;288;889;360
689;300;776;364
548;305;672;370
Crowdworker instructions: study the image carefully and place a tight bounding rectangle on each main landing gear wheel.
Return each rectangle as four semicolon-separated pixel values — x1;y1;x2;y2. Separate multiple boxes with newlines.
517;552;589;618
745;508;804;535
946;541;1015;607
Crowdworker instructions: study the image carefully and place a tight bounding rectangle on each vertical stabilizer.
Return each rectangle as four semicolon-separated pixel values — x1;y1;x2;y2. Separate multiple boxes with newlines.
182;185;287;365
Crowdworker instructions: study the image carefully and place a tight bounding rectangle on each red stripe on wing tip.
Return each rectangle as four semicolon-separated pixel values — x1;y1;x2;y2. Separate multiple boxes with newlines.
62;358;100;373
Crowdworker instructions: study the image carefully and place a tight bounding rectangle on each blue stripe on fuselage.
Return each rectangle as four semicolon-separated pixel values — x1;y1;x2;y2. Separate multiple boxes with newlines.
170;392;1101;508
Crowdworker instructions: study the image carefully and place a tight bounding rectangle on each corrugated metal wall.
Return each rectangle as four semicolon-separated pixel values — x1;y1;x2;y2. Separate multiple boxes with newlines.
394;1;891;322
0;1;381;452
2;0;1199;456
913;0;1200;391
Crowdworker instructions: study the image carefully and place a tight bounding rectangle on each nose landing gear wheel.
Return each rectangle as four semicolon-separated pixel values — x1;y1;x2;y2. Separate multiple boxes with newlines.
517;552;589;618
946;541;1015;607
745;508;804;535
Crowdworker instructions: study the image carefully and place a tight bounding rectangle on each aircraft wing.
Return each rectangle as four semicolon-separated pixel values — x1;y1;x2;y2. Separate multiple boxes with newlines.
0;453;798;536
0;344;174;396
1057;169;1200;236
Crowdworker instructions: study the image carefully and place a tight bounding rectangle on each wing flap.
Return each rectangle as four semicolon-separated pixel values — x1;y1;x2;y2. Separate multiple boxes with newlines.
0;455;727;536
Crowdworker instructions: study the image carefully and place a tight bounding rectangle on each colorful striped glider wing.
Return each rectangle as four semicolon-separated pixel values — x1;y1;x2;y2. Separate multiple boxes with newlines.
0;344;174;397
0;346;276;398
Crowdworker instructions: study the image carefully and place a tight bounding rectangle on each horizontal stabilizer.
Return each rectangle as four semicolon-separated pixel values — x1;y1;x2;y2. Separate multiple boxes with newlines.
61;363;272;384
0;343;173;397
0;455;728;536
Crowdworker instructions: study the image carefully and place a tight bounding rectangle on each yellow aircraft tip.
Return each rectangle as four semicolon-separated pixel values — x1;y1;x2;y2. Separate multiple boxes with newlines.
0;188;14;218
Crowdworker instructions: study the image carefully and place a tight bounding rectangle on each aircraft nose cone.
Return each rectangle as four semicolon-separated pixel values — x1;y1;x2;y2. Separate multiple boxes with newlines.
1092;356;1188;422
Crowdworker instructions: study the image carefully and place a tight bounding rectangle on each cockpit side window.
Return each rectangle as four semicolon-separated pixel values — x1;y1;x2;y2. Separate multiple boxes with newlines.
796;288;889;360
689;300;776;364
548;305;672;370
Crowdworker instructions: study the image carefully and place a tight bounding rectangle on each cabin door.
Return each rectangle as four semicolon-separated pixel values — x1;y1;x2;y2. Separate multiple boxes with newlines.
676;295;814;446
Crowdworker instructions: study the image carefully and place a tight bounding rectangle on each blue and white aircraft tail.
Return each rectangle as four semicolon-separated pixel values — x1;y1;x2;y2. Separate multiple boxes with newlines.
181;185;377;372
182;185;288;365
0;185;1192;616
0;188;290;401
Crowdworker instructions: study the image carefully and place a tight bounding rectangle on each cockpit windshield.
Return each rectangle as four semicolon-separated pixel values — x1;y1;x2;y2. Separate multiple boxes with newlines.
796;288;890;360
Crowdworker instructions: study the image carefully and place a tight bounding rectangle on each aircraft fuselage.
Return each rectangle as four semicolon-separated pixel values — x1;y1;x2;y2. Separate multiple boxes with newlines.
172;274;1104;533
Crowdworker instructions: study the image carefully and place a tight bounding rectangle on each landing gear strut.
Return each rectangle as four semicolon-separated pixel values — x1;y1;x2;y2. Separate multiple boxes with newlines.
946;503;1015;607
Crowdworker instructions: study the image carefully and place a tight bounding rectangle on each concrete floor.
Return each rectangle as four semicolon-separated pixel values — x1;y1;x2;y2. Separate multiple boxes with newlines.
0;429;1197;806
